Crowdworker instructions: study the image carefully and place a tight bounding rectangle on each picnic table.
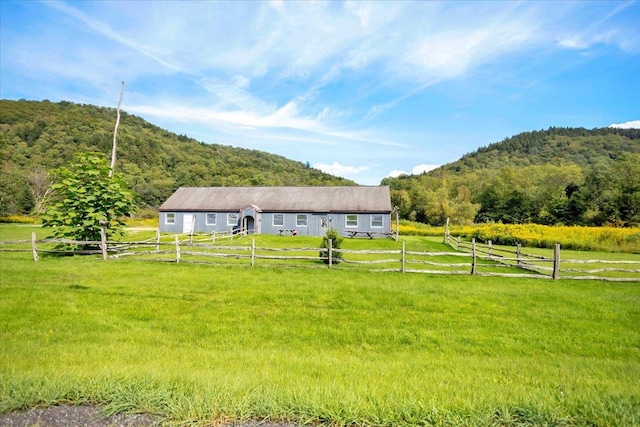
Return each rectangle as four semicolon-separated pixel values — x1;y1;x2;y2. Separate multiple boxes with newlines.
278;229;298;236
347;230;395;239
347;230;375;239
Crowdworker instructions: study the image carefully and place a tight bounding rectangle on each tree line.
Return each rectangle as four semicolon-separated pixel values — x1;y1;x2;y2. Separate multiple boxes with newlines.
382;127;640;227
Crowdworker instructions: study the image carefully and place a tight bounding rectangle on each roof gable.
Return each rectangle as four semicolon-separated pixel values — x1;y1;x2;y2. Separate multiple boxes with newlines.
159;186;392;213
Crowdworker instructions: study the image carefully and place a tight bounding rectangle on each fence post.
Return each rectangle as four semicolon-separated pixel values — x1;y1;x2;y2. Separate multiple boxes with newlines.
488;240;492;258
328;239;333;268
471;238;477;275
100;226;108;261
395;206;400;242
443;217;450;244
553;244;560;280
155;228;160;252
401;241;406;273
175;234;180;263
517;244;522;268
251;238;255;267
212;231;216;244
31;231;38;262
457;236;461;251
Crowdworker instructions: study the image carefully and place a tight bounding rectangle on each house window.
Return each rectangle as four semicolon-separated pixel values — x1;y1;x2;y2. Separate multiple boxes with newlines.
206;213;217;225
227;213;238;226
165;213;175;225
371;214;383;228
346;214;358;228
296;214;308;227
273;213;284;227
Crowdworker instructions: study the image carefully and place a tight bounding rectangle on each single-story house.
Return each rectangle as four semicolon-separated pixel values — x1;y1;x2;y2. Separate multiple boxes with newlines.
158;186;392;237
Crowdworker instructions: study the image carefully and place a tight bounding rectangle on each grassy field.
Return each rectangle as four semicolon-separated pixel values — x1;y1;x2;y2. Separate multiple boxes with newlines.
1;225;640;426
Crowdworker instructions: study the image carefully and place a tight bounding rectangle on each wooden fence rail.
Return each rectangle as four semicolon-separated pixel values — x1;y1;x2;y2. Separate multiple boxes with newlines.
1;231;638;282
444;233;638;281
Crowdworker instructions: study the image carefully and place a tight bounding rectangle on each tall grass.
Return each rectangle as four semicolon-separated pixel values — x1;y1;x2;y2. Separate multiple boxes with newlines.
1;245;639;426
399;221;640;253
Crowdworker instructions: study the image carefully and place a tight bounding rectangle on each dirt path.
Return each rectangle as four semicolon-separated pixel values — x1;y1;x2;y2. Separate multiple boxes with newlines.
0;405;302;427
0;406;160;427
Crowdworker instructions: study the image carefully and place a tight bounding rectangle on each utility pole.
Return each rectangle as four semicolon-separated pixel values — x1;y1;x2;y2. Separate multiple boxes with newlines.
109;81;125;178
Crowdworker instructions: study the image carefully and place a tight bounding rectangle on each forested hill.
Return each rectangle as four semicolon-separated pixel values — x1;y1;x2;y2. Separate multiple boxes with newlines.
0;99;355;215
445;127;640;172
382;126;640;227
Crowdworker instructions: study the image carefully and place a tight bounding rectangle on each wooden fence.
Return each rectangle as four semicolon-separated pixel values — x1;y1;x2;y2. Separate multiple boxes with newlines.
1;229;638;281
444;233;640;282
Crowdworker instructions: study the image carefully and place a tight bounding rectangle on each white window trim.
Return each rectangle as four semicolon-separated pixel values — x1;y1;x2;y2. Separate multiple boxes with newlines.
296;214;308;227
165;213;175;225
346;214;358;228
273;213;284;227
371;214;383;228
227;213;238;226
206;213;217;225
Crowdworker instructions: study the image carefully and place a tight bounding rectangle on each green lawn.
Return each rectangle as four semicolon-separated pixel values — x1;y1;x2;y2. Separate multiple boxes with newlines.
1;225;639;426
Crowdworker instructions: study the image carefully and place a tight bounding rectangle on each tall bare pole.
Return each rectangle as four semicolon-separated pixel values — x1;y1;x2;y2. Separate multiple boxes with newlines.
109;81;125;178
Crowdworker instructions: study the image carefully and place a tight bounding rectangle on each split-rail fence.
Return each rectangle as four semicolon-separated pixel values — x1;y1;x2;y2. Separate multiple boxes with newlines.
2;228;638;282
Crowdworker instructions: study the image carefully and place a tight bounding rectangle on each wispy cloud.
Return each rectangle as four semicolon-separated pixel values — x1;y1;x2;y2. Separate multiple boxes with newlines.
128;102;319;132
556;0;639;52
127;101;408;151
44;0;185;72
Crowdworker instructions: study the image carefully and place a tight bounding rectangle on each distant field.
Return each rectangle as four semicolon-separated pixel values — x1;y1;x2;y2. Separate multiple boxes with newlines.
400;221;640;253
1;224;639;426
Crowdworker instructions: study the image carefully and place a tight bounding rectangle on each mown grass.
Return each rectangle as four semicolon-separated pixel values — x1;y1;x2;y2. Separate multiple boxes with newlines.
1;235;639;426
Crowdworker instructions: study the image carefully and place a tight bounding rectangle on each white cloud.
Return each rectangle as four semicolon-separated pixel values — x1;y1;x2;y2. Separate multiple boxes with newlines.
386;164;440;179
557;35;591;50
313;162;370;177
609;120;640;129
558;29;638;53
387;170;408;178
412;164;440;174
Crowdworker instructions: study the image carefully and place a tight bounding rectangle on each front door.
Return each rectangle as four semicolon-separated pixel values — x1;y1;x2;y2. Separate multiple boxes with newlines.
240;205;261;234
183;213;195;234
244;216;255;234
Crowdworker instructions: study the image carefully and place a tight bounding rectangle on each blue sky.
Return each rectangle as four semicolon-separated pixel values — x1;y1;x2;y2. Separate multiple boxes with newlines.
1;1;639;185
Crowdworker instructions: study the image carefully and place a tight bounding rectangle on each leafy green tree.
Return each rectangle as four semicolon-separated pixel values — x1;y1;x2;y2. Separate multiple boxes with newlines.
0;165;33;216
541;183;587;225
615;154;640;226
41;152;136;246
390;189;412;219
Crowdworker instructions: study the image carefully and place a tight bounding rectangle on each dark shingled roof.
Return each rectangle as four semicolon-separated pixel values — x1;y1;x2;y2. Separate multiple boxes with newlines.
159;186;392;213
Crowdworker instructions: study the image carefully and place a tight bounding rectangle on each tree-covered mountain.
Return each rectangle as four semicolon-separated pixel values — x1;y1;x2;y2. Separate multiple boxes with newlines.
0;99;355;215
445;127;640;172
382;127;640;227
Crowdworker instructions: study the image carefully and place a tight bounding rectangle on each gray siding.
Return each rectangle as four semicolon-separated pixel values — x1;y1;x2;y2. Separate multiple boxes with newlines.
160;211;240;234
160;211;391;237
